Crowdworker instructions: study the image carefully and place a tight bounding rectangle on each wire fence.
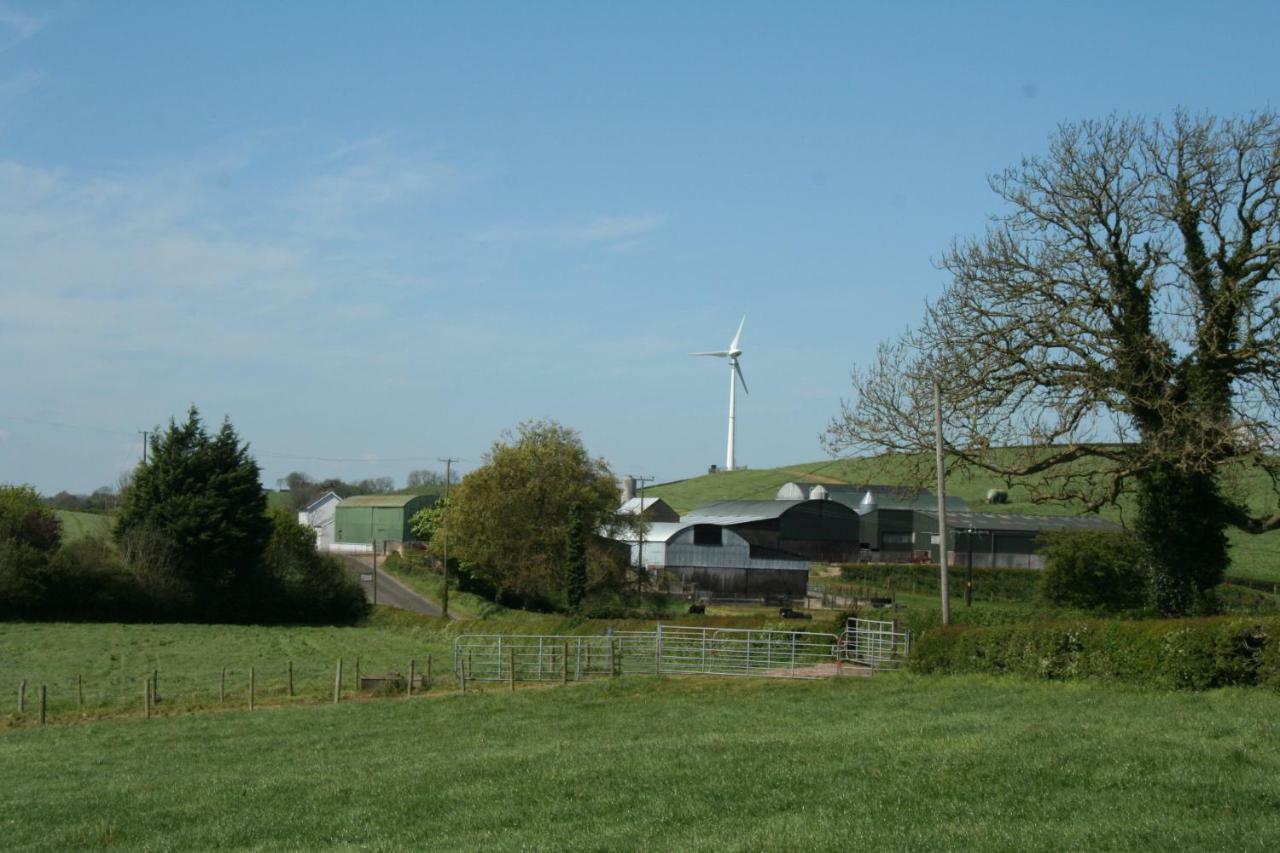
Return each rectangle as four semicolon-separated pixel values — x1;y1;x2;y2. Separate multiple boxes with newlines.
2;654;443;725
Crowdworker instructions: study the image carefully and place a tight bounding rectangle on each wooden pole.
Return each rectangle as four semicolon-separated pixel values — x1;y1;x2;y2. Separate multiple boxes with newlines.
153;668;159;704
143;677;151;720
249;667;255;711
408;660;415;697
934;378;951;626
288;660;294;697
354;656;360;690
39;685;46;726
333;659;343;704
508;649;515;692
18;679;26;714
426;654;432;687
220;668;226;703
77;674;83;712
562;641;569;685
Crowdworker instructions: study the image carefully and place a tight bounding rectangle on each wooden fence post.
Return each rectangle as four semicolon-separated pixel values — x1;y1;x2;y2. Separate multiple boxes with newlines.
249;667;255;711
562;641;568;685
288;660;294;697
354;656;360;690
153;668;159;705
508;649;515;692
220;668;226;704
77;674;83;713
408;660;415;697
426;654;432;688
333;659;342;704
143;677;151;720
39;685;46;726
18;679;26;714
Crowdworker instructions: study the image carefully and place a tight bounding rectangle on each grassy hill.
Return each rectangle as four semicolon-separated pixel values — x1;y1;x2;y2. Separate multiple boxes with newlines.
2;671;1278;849
53;510;114;542
647;451;1280;584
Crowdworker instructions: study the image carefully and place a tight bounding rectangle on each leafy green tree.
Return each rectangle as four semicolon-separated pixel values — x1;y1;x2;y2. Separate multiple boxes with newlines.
447;420;626;608
565;503;587;609
115;407;272;612
261;509;369;624
0;484;62;552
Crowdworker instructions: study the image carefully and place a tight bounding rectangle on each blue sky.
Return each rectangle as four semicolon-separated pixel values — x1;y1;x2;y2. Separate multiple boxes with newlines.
1;1;1277;493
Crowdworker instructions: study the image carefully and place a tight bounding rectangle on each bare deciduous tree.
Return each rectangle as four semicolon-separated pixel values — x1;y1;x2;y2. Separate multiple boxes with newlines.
826;112;1280;614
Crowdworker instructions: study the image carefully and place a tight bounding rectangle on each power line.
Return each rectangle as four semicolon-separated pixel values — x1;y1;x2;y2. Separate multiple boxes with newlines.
0;412;472;466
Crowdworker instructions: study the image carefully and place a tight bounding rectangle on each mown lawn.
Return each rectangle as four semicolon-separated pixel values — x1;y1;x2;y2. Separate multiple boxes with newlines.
1;674;1278;850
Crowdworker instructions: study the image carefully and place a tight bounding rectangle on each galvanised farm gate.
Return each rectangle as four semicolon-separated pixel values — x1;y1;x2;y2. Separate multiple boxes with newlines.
452;620;910;685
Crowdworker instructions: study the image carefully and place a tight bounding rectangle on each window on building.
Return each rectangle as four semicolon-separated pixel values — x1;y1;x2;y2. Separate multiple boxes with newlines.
693;525;722;546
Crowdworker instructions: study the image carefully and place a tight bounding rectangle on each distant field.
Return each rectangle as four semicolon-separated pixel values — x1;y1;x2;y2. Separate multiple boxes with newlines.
648;452;1280;584
53;510;113;542
2;674;1278;849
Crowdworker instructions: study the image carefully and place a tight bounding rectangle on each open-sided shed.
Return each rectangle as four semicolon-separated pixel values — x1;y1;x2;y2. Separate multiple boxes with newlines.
682;499;861;563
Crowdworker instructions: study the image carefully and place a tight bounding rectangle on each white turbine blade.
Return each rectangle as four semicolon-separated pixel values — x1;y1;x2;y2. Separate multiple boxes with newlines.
689;350;731;357
734;361;749;394
729;314;746;352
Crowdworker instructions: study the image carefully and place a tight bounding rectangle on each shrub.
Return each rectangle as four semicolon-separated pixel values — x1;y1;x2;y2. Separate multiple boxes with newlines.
260;509;369;624
1039;530;1147;610
839;563;1042;602
909;616;1279;690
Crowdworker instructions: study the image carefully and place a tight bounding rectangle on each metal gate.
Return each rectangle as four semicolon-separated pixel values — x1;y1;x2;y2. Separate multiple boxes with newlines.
839;618;911;671
454;624;868;682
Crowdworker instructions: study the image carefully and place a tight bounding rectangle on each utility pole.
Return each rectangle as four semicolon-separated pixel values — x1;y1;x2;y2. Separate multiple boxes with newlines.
438;457;458;619
370;507;377;606
139;430;149;465
934;379;951;625
629;475;654;590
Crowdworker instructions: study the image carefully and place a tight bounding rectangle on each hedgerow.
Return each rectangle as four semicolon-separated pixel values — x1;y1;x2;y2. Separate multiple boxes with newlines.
909;616;1280;690
839;563;1042;602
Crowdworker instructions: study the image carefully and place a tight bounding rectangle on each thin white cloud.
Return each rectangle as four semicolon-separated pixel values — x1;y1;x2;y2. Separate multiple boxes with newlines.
0;3;46;52
285;140;459;235
471;213;667;247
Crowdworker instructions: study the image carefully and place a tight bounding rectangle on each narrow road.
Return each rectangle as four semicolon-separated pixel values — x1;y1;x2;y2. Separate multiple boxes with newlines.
339;555;448;618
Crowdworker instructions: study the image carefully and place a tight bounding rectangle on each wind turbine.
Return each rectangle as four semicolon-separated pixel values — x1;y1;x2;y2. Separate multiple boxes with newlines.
690;315;749;472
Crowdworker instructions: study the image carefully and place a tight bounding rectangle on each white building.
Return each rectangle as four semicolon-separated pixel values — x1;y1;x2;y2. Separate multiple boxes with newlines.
298;490;343;550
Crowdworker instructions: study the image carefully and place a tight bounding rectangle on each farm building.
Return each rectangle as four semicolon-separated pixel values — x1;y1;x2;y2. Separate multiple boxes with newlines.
297;490;342;549
619;522;811;598
618;496;680;523
682;499;861;563
853;508;1121;568
920;510;1121;569
333;494;436;551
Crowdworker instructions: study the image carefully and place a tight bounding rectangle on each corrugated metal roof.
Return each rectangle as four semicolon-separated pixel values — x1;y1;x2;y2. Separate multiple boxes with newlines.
341;494;432;508
683;500;809;524
618;497;666;515
922;510;1120;533
617;522;690;544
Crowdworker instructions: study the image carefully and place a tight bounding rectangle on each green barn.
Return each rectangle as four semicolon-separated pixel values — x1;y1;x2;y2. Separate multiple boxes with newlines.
334;494;436;545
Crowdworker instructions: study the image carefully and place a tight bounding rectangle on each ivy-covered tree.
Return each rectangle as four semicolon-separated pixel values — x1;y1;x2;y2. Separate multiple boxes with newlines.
826;112;1280;615
115;407;271;614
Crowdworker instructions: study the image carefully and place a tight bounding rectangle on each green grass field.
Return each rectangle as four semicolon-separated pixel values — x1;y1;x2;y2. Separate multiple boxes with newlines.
648;452;1280;584
52;509;114;542
2;673;1278;849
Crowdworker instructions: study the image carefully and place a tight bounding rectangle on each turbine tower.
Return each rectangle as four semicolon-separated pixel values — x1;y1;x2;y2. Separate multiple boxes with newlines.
690;315;749;471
